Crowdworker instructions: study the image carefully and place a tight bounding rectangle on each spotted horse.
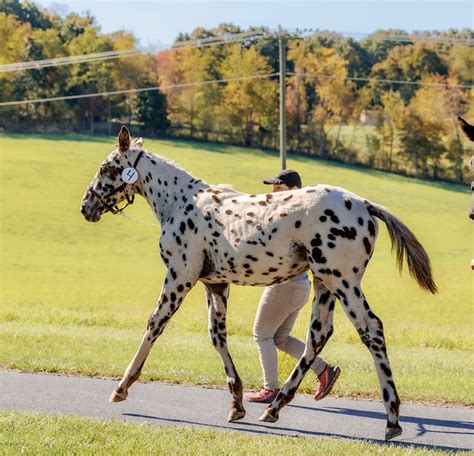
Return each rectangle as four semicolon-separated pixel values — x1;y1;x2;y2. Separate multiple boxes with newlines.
80;127;437;441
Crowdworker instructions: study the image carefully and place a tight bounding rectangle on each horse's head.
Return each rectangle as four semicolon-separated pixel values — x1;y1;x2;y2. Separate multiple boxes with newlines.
80;126;144;222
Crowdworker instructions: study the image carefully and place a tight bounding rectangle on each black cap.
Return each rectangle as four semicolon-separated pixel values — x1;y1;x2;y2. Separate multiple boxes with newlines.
263;169;302;188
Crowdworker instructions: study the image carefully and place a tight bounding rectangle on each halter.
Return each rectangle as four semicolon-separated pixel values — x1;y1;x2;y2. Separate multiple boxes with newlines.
91;150;144;215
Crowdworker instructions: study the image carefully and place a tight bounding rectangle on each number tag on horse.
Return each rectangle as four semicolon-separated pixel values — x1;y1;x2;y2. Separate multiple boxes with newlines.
122;167;138;184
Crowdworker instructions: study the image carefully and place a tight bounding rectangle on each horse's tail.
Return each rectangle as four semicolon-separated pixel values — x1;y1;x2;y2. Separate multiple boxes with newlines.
367;202;437;294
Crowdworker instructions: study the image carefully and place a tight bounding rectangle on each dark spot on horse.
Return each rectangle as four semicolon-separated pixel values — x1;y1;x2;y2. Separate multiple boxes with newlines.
363;237;372;254
312;320;322;331
345;199;352;210
319;291;330;305
368;220;376;237
380;363;392;377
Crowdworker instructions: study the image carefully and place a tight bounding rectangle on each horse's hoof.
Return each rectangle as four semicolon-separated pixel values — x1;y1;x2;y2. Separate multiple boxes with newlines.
109;389;127;403
259;408;279;423
385;422;402;440
228;408;246;422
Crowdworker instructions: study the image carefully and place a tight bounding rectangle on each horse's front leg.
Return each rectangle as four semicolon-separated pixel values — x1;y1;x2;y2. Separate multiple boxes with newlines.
110;269;195;402
205;283;246;422
259;279;336;422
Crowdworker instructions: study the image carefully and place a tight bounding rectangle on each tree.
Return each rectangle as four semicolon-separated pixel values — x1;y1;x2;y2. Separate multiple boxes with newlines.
67;25;115;132
288;41;357;157
446;44;474;84
376;91;406;171
157;46;216;137
219;45;278;146
0;12;32;128
0;0;52;30
361;29;410;64
370;43;448;103
286;70;308;151
136;83;168;134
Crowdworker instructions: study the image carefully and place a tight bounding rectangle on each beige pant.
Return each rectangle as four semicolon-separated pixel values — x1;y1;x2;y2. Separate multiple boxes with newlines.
253;278;327;390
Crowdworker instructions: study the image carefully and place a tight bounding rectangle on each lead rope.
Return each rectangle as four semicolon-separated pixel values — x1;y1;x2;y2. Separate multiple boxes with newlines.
119;211;161;228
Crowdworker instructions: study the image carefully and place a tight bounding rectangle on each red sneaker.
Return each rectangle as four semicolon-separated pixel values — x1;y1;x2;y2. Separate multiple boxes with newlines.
314;365;341;401
244;388;279;403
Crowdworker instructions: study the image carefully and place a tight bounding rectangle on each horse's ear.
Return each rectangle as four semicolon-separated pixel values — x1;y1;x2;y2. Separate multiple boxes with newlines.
132;137;144;148
458;116;474;141
118;126;131;152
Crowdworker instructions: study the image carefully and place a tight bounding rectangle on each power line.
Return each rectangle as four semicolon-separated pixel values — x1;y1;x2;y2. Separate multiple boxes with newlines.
0;73;279;107
2;27;470;75
288;72;473;89
1;69;471;107
286;29;474;46
170;30;266;49
0;31;267;74
0;48;142;73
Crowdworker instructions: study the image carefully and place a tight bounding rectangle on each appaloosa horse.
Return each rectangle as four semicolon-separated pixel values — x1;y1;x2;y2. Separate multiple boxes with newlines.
80;127;437;440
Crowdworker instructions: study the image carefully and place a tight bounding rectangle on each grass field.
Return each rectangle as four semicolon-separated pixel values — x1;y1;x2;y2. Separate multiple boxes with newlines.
0;133;472;406
0;411;454;455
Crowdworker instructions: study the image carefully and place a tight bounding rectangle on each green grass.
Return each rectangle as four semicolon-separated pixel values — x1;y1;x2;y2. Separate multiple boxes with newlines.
0;133;472;405
0;411;453;455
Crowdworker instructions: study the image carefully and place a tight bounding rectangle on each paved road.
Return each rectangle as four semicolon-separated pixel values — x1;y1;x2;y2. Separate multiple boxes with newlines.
1;371;472;452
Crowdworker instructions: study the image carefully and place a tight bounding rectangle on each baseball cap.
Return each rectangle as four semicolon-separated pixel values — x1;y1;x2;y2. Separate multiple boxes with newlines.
263;169;302;188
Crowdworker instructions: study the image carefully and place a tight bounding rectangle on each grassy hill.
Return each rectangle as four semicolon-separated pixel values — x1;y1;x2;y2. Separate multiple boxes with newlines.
0;133;472;404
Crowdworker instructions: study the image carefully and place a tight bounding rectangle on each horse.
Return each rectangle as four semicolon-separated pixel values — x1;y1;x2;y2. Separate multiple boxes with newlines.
80;126;437;441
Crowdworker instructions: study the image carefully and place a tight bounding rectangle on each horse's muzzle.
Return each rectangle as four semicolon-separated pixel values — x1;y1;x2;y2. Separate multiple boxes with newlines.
80;194;102;222
80;203;102;222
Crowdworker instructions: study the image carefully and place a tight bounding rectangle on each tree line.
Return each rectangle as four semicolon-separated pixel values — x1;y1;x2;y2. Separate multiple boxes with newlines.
1;1;473;182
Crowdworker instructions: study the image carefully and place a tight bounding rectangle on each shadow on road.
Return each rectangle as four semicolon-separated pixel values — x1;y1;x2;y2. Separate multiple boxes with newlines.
122;411;471;453
288;403;474;438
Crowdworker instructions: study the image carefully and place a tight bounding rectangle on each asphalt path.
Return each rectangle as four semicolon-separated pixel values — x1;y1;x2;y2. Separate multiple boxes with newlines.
1;371;472;452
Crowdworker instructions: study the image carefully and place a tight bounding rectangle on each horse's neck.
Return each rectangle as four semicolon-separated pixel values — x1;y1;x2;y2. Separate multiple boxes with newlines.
135;150;208;223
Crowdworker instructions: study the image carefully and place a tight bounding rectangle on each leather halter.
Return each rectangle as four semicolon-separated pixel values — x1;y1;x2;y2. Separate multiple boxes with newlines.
90;151;144;215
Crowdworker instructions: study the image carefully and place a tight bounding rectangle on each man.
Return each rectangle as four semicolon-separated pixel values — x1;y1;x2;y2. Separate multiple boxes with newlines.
244;169;341;403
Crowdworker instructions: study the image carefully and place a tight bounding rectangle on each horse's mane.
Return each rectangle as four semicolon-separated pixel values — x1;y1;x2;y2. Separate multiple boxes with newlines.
132;147;191;174
215;183;236;191
131;145;244;194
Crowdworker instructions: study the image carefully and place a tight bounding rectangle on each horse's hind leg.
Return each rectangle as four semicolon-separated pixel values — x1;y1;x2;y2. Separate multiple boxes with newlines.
260;279;336;423
205;284;245;422
338;282;402;440
110;272;194;402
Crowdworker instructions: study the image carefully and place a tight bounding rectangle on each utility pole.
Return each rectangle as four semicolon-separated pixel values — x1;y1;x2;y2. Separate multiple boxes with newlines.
278;32;287;170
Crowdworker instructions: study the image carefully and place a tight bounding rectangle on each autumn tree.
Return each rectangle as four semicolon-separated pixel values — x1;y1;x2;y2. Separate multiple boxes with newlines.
157;45;217;137
376;91;406;170
289;41;357;157
370;43;448;103
219;45;278;146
